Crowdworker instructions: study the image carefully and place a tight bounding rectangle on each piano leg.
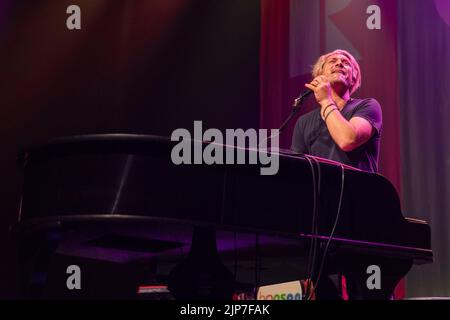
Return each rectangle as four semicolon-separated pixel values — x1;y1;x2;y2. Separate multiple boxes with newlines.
340;255;412;300
167;227;235;300
17;227;62;299
314;273;345;300
312;252;412;300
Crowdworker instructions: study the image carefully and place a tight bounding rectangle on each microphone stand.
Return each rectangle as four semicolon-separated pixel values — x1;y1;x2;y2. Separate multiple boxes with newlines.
259;90;311;149
278;89;312;133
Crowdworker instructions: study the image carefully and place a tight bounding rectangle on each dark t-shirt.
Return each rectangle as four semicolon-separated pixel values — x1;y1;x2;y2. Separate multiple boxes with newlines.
291;98;382;173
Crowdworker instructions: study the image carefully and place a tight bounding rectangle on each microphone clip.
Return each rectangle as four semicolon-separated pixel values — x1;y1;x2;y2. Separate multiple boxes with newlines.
292;89;313;109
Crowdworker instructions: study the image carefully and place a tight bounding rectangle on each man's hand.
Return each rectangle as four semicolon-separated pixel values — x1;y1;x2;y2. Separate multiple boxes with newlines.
304;75;334;107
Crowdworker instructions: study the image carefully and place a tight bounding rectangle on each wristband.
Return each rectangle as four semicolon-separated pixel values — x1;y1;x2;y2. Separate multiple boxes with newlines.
322;103;336;119
324;107;338;122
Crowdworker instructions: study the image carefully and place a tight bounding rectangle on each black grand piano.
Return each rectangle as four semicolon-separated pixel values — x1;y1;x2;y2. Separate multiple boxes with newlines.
13;134;433;300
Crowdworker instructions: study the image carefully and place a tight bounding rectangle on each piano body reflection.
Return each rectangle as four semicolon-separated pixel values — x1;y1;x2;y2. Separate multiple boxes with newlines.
14;134;433;299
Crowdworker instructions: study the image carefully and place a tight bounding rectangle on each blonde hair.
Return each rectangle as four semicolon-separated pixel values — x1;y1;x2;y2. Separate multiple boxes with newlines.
311;49;361;95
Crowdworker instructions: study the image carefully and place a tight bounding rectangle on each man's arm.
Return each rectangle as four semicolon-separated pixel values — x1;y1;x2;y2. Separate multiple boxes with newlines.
305;75;381;152
320;100;375;152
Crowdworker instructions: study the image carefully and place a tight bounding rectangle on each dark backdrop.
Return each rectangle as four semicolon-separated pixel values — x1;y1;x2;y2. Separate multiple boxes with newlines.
0;0;260;298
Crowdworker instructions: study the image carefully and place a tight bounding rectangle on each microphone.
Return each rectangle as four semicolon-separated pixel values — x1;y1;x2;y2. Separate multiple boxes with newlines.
259;87;313;148
293;89;313;108
276;88;313;133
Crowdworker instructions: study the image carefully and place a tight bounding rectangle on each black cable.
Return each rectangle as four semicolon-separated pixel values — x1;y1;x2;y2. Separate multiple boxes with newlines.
303;154;321;300
303;156;317;280
309;156;321;286
313;163;345;296
254;233;260;298
233;231;237;281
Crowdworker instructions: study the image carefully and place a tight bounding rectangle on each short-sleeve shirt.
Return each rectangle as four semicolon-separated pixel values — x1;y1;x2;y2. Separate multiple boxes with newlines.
291;98;383;173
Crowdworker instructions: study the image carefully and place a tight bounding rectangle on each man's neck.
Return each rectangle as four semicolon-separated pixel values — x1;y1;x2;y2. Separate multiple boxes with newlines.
330;87;351;110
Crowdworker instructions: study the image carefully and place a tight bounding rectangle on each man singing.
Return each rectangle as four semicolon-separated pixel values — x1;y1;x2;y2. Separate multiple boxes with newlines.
291;49;382;173
291;49;383;299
